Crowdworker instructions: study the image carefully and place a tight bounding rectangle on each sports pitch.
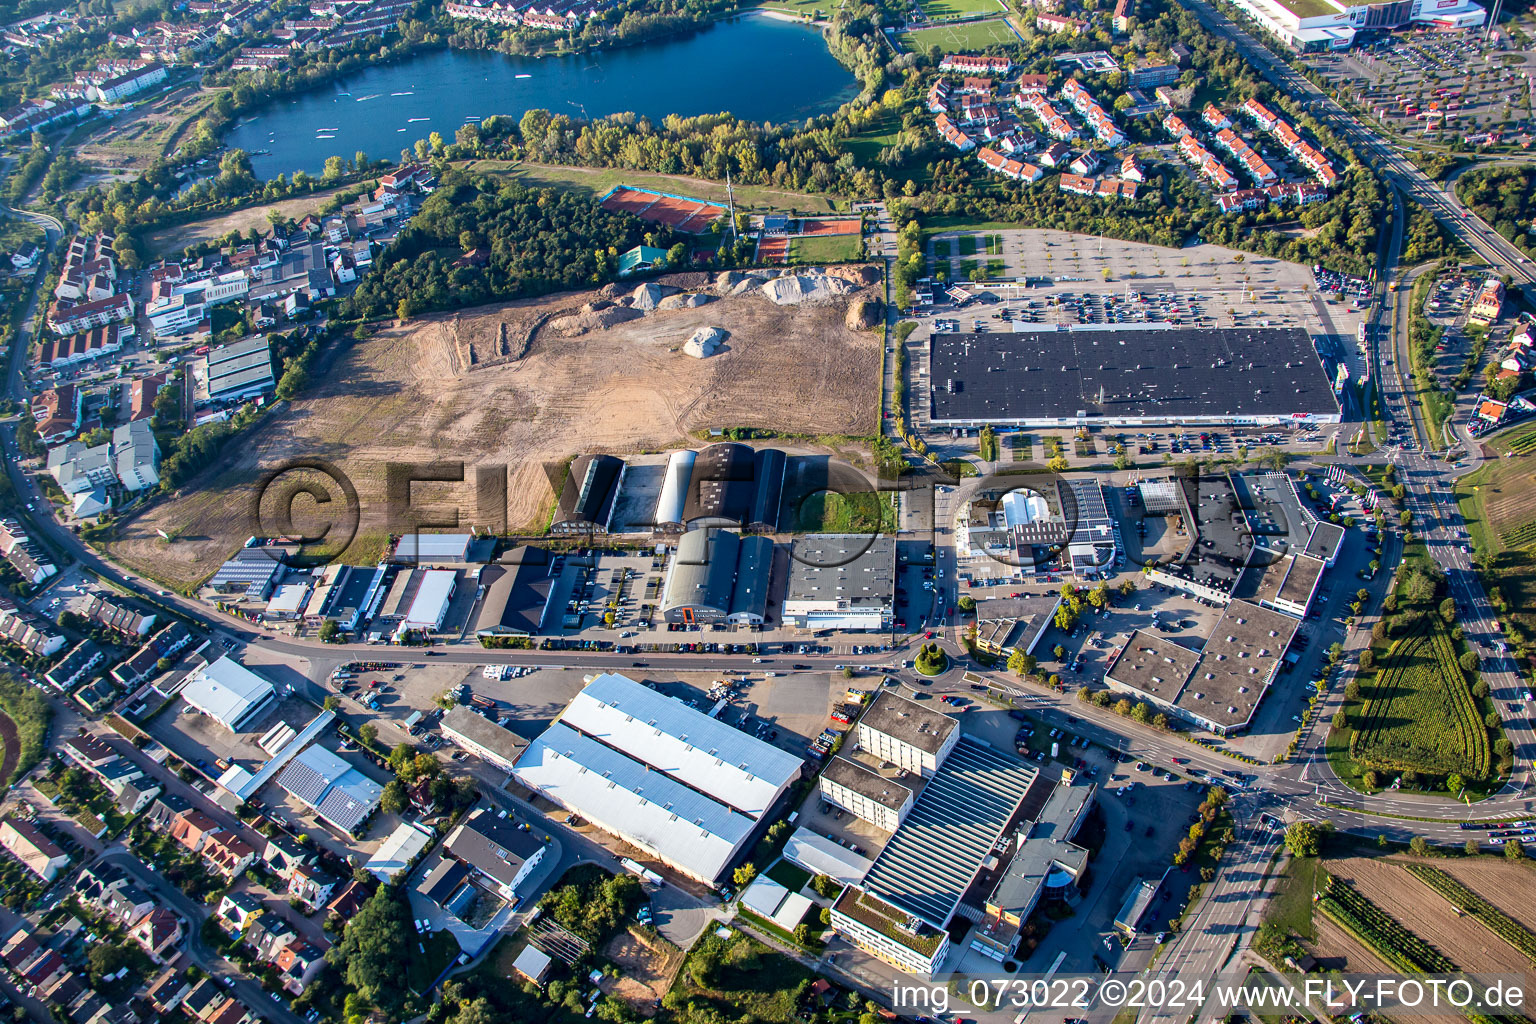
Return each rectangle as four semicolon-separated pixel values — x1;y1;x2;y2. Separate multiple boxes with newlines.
898;17;1017;50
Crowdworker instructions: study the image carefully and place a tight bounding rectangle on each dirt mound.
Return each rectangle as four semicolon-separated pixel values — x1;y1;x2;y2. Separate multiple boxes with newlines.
631;283;679;311
683;327;725;358
845;297;882;331
659;271;713;290
658;293;714;310
713;271;744;293
826;264;882;287
760;274;857;305
549;305;646;336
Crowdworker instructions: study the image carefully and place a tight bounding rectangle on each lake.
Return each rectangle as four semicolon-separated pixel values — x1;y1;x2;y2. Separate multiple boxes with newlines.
227;13;859;179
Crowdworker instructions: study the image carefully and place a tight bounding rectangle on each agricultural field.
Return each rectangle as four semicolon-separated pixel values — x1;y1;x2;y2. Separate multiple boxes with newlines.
107;272;884;587
1325;856;1536;977
1428;856;1536;934
1456;447;1536;641
1349;617;1492;779
897;17;1018;51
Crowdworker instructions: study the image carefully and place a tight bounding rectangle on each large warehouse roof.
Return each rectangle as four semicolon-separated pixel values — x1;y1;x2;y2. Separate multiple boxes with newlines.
784;535;896;609
402;569;456;630
860;737;1037;927
928;326;1340;424
474;553;554;636
514;721;753;882
560;672;801;819
181;657;275;731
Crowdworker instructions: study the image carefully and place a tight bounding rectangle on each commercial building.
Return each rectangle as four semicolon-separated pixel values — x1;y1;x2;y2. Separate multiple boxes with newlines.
971;775;1095;960
392;533;472;563
831;737;1037;977
1104;599;1298;734
818;757;913;832
440;807;546;903
1225;0;1482;50
180;657;276;732
513;673;801;882
677;443;785;531
274;744;383;835
855;691;958;778
365;821;433;882
203;337;275;402
782;535;896;631
658;529;773;626
400;569;456;633
112;419;160;491
928;326;1341;427
782;827;874;884
973;594;1061;658
441;705;527;772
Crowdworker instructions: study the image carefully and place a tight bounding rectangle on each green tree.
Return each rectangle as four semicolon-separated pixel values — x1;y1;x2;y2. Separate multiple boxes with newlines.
1007;650;1036;677
358;723;377;747
323;696;340;712
380;780;408;816
1508;839;1526;861
318;619;340;643
1285;820;1320;857
733;863;757;888
1446;773;1464;795
1409;836;1431;857
325;887;415;1018
1466;838;1481;857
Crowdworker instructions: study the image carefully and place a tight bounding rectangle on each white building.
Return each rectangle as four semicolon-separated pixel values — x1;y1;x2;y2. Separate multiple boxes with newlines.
180;656;276;731
1226;0;1483;50
818;756;913;832
854;691;958;778
400;569;456;633
513;673;802;883
364;821;433;882
113;419;160;491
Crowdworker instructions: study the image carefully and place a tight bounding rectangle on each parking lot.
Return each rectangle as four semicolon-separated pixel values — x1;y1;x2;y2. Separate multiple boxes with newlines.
1303;37;1535;142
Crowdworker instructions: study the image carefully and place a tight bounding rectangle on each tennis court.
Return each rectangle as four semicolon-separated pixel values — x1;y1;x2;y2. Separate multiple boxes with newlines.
798;217;862;236
597;185;728;233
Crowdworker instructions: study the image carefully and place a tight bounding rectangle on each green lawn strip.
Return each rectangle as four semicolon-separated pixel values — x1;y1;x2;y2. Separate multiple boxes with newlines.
764;859;811;892
933;239;951;259
788;233;861;264
958;235;978;256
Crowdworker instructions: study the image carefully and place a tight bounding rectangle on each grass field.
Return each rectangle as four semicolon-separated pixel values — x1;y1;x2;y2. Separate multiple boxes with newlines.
1489;420;1536;456
470;159;839;214
917;0;1005;18
958;235;977;256
793;490;897;533
143;185;356;257
756;0;838;15
1455;448;1536;640
897;17;1017;51
842;109;903;164
789;233;861;263
1351;618;1492;779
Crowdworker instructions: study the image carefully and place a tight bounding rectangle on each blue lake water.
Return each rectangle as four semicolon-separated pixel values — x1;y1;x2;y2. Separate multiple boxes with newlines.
226;14;860;179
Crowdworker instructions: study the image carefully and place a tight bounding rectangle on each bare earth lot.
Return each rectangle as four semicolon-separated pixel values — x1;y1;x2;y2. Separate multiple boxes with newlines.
109;273;881;586
1429;855;1536;935
603;926;685;1015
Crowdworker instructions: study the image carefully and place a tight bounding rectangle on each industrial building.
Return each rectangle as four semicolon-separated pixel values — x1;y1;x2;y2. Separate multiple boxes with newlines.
179;657;276;732
512;673;801;883
399;569;456;634
551;455;624;534
855;690;958;778
274;744;384;835
782;535;896;631
392;533;473;563
657;529;773;626
677;443;785;530
972;594;1061;659
928;326;1340;427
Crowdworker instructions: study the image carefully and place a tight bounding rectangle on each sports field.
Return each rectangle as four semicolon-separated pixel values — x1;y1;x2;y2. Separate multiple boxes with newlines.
917;0;1005;18
898;17;1017;51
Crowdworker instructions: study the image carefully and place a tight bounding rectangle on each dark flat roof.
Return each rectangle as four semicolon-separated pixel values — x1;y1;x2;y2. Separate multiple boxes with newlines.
928;326;1339;422
822;756;913;811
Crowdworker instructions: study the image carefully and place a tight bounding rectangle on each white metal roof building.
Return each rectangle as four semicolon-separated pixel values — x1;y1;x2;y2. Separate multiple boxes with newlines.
180;656;276;732
514;721;754;883
401;569;457;632
366;821;434;882
558;673;801;820
783;827;873;884
393;533;473;563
